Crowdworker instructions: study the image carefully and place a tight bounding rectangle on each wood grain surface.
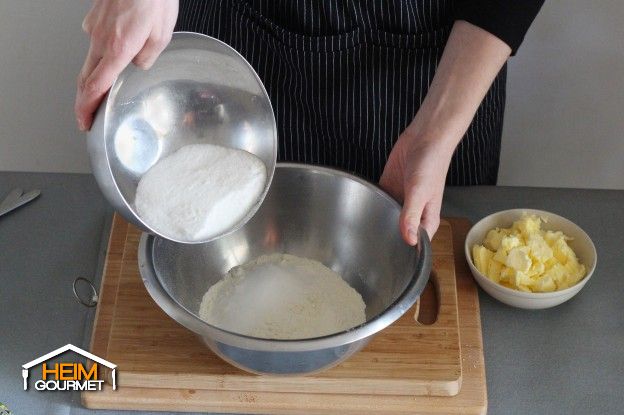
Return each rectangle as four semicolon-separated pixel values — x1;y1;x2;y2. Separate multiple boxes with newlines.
83;216;486;414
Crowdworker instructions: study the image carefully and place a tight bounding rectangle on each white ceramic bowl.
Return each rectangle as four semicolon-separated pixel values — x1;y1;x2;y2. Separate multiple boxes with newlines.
465;209;597;309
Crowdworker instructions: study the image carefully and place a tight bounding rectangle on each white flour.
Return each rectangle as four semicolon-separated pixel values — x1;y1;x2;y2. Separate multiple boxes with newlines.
199;254;366;339
134;143;266;241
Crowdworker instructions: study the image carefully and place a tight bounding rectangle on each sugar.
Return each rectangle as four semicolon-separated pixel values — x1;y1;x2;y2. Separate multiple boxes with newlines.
135;143;266;241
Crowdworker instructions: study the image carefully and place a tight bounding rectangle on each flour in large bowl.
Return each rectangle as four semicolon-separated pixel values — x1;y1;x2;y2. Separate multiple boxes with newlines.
134;143;266;242
199;253;367;339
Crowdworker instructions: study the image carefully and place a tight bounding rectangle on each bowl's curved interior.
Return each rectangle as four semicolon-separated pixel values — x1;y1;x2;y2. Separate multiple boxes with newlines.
150;164;423;334
97;32;276;242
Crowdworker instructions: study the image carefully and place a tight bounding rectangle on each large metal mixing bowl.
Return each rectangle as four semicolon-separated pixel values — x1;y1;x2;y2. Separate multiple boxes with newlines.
138;164;431;375
87;32;277;243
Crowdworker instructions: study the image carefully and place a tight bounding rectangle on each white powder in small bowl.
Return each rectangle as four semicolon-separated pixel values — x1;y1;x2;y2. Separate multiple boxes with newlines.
199;253;367;339
134;143;266;242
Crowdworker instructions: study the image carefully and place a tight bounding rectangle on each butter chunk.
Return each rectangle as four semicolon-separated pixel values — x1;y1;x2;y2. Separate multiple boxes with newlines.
513;215;543;239
527;233;553;263
527;261;545;277
544;230;569;247
487;260;504;282
499;266;515;283
544;257;559;270
500;235;522;252
507;269;532;290
506;246;532;273
552;237;577;265
472;245;494;275
564;258;586;287
516;284;533;293
531;275;557;292
543;263;568;290
484;228;507;251
493;248;507;264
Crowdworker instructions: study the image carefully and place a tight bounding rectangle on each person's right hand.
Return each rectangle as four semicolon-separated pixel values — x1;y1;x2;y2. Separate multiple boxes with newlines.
75;0;179;131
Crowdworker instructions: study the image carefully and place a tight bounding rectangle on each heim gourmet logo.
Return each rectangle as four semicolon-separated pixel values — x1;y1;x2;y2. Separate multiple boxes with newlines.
22;344;117;391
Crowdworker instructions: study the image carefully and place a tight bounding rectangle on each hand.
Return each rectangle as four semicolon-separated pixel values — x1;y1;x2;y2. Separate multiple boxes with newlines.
379;132;454;245
75;0;179;131
380;20;511;246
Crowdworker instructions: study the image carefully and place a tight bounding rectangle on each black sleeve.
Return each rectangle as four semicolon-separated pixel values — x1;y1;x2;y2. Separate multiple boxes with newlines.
454;0;545;55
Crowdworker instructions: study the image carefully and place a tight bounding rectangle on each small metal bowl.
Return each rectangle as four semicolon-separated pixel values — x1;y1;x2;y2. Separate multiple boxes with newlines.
138;164;432;375
87;32;277;243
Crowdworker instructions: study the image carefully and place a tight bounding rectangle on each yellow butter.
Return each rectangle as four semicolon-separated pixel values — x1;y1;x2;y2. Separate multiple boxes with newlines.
506;246;532;273
527;233;553;263
513;215;542;239
472;214;586;293
483;228;506;251
501;235;522;252
487;260;503;282
472;245;494;276
492;248;507;264
532;275;557;292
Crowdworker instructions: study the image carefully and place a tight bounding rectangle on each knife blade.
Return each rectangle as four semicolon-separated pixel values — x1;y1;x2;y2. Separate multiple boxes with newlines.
0;188;23;212
0;189;40;217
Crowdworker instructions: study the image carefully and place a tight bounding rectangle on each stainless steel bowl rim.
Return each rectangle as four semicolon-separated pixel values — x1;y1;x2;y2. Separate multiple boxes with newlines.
91;31;277;245
138;163;432;352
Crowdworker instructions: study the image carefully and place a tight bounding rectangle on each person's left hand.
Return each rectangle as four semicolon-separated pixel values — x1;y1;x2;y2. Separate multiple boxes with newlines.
379;131;455;245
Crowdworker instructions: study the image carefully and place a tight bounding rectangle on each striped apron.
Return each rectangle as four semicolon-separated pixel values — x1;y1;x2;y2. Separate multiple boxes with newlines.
176;0;506;185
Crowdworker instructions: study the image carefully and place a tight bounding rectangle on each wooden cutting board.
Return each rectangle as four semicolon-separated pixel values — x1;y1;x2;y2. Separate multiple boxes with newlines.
82;215;486;414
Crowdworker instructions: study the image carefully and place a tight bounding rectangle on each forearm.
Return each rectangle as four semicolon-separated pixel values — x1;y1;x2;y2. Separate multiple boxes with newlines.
405;20;511;155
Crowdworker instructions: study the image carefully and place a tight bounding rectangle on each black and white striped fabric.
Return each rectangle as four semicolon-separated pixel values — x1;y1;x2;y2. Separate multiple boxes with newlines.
176;0;506;185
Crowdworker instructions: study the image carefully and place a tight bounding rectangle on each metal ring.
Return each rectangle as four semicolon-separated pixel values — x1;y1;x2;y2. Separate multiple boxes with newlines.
72;277;98;307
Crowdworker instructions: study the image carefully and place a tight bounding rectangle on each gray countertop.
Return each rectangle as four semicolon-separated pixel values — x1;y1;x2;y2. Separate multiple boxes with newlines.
0;172;622;415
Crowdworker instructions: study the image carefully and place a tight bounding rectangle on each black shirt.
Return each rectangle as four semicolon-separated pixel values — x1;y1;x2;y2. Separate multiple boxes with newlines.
455;0;545;54
233;1;545;54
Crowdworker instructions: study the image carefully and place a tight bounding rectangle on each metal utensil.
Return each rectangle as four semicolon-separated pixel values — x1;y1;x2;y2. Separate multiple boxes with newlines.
0;188;23;212
139;164;432;375
87;31;277;244
0;189;40;217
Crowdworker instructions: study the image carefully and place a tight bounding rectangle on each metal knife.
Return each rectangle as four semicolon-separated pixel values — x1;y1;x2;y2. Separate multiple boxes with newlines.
0;189;41;217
